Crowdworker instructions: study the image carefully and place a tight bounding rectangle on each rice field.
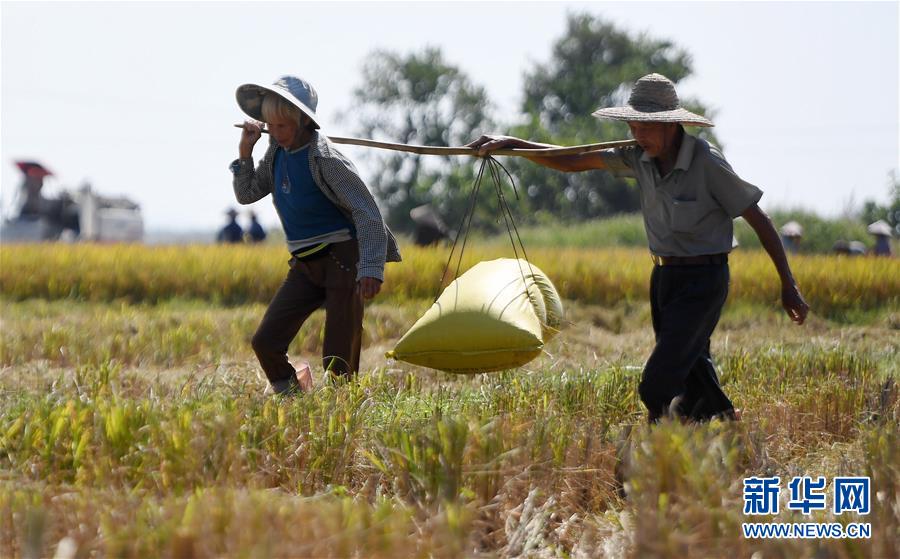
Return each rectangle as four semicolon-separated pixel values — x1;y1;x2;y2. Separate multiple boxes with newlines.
1;243;897;558
2;244;898;315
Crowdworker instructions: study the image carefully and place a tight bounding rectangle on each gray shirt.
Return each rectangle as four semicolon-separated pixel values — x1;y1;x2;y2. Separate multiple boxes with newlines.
601;133;762;257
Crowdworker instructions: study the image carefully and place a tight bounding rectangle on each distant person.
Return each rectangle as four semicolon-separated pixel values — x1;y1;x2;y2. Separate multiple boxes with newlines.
832;240;850;255
246;211;267;243
14;161;53;219
848;240;867;256
867;219;894;257
409;204;449;246
217;208;244;243
470;73;809;424
779;221;803;253
231;75;401;395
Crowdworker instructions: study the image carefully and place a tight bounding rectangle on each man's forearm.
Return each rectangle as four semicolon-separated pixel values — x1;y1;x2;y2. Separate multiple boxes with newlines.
744;206;796;285
526;151;608;172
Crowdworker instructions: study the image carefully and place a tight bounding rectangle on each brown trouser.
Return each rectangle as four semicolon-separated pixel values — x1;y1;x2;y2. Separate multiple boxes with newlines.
251;240;363;385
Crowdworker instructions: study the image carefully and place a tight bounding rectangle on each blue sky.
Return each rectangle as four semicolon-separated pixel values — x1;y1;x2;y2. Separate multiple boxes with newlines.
2;1;897;232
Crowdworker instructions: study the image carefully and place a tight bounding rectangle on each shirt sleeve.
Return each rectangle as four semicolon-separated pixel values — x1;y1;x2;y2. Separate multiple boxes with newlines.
599;146;639;178
231;144;275;204
704;146;763;218
317;150;389;282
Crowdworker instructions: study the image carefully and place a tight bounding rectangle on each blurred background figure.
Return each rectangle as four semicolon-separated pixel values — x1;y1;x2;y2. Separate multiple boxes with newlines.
779;220;803;253
832;240;851;255
848;241;868;255
217;208;244;243
409;204;449;247
867;219;894;257
14;161;54;218
3;160;142;243
246;210;267;243
832;239;867;256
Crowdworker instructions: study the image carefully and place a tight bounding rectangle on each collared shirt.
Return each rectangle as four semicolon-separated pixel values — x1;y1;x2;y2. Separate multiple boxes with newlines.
601;133;762;257
230;131;401;281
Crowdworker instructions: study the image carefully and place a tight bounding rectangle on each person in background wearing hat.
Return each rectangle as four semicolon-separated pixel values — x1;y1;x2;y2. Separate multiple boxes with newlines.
15;161;54;219
779;221;804;253
230;75;401;395
867;220;894;257
217;208;244;243
469;73;809;424
246;210;267;243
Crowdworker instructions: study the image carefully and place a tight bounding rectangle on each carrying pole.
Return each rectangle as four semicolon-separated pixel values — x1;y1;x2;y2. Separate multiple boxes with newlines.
232;124;636;157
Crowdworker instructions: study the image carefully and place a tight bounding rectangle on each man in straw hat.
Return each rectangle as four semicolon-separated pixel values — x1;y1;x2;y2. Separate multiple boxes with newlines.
469;73;809;423
230;75;401;395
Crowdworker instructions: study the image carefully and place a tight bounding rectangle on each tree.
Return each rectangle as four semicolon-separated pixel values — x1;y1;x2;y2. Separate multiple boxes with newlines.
506;13;721;222
345;48;497;233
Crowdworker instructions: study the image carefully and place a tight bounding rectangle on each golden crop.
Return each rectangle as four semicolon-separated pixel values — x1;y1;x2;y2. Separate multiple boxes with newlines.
2;244;897;315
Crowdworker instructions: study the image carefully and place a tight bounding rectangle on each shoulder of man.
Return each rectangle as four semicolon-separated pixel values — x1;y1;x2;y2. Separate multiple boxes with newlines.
693;136;736;174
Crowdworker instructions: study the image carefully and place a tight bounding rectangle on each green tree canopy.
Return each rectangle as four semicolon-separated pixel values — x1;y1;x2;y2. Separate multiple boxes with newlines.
346;48;497;233
507;13;720;222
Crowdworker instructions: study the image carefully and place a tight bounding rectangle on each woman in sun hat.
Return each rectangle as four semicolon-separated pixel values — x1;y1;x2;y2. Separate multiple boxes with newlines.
469;73;809;423
867;219;894;257
230;75;401;395
779;221;804;253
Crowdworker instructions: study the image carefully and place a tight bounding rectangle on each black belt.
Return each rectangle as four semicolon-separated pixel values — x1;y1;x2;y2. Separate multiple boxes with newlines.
651;253;728;266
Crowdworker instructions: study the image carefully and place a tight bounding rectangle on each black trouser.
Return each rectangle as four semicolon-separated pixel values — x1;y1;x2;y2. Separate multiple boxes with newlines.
251;240;363;389
638;262;735;422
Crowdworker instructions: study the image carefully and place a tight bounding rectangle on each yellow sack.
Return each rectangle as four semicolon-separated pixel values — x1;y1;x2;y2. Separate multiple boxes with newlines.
387;258;563;373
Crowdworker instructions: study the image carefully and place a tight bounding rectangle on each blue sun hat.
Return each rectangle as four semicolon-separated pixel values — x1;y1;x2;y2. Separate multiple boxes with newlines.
236;75;320;128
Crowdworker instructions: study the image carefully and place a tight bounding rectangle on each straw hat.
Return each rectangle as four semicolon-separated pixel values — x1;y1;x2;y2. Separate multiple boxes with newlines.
780;221;804;237
236;75;320;129
867;219;893;237
592;73;714;127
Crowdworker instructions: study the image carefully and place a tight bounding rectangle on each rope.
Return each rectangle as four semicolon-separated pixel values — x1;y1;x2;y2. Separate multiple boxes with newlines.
435;156;540;315
435;157;490;301
487;158;540;310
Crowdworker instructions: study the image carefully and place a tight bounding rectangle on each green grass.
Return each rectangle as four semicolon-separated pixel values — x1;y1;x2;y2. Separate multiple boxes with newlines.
1;244;898;557
2;297;898;557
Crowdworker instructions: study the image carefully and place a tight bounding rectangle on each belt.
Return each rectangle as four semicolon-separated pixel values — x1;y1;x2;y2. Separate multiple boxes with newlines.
291;242;331;262
651;253;728;266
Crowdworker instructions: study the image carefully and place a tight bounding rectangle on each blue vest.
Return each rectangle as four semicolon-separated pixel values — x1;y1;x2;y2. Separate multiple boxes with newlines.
272;146;355;241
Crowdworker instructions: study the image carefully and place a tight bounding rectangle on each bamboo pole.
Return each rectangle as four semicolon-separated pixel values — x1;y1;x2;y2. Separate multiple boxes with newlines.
232;124;636;157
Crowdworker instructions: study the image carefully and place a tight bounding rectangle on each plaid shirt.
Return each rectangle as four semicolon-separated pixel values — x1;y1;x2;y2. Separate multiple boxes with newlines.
231;131;401;281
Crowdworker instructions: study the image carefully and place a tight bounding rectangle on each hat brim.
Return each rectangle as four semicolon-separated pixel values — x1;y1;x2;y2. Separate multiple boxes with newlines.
592;106;714;127
867;222;893;236
236;83;320;128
